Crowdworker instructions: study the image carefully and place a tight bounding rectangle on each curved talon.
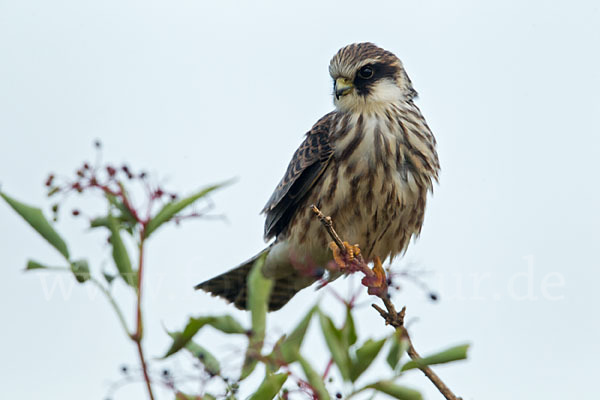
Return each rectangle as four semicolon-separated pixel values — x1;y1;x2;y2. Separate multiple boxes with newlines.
329;241;361;268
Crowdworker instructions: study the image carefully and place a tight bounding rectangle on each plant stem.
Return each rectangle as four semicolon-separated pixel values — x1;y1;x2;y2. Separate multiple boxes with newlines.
136;338;154;400
131;232;155;400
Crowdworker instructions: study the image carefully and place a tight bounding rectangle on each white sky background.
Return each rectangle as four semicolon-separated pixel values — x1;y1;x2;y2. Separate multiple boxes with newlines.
1;0;599;399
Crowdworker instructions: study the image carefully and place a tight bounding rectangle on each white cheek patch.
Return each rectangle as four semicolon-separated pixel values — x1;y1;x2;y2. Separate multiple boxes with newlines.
368;79;404;103
334;78;404;113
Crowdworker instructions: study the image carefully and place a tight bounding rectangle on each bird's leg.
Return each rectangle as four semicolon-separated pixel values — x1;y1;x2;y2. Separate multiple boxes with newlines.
329;241;361;269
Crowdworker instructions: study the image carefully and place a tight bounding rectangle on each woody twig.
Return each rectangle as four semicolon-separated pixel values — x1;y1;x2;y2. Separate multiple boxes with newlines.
311;205;462;400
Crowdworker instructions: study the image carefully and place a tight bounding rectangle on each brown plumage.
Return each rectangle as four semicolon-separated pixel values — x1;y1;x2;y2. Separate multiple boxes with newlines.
197;42;440;311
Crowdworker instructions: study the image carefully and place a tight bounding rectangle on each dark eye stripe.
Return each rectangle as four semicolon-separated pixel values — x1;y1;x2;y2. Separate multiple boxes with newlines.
353;62;399;96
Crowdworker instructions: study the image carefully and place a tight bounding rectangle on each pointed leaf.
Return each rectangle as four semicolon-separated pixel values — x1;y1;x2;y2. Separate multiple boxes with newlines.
350;338;386;382
241;253;272;379
144;182;230;238
342;306;357;347
186;342;221;375
387;331;410;370
70;259;90;283
366;381;422;400
25;260;69;272
277;305;317;363
110;184;137;224
90;216;110;229
401;344;469;371
26;260;50;270
319;311;351;381
249;372;288;400
164;315;246;357
1;192;70;259
103;271;116;285
167;332;220;375
298;356;330;400
107;214;136;287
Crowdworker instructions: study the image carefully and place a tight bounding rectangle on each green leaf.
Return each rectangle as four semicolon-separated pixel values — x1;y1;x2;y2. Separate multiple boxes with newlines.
319;311;351;381
248;372;288;400
91;213;134;230
70;259;90;283
105;190;137;234
144;182;230;238
186;342;220;376
386;331;410;370
265;335;286;374
350;338;386;382
26;260;50;270
174;392;202;400
107;214;136;287
111;184;137;224
401;344;469;371
276;306;318;363
1;192;70;259
164;315;246;357
102;271;116;285
366;381;422;400
241;253;272;380
25;260;69;272
248;252;271;338
342;305;357;347
90;216;110;229
167;332;220;375
298;356;330;400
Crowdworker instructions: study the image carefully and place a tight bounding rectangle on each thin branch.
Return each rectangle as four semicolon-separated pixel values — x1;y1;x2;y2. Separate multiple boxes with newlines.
311;205;345;253
311;206;462;400
136;339;154;400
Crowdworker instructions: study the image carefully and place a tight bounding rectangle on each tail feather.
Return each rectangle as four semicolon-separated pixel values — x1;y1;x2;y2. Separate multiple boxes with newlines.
195;252;260;310
195;248;312;311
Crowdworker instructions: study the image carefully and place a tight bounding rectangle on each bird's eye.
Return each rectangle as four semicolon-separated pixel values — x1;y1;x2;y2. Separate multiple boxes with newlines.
358;65;374;79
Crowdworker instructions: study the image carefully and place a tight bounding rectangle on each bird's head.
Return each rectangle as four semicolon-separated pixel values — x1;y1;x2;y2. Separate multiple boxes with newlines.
329;42;416;113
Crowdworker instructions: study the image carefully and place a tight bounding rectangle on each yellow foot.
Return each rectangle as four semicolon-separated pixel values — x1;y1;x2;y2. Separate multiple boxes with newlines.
371;256;386;287
329;241;361;268
363;256;388;296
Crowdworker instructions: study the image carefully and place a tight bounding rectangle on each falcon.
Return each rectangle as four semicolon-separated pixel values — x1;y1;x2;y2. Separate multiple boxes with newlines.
196;43;439;310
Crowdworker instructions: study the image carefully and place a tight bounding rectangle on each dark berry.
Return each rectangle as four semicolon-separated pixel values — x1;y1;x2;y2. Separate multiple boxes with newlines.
45;174;55;187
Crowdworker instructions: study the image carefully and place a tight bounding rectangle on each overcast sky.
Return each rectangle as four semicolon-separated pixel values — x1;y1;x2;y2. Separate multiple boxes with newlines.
1;1;599;399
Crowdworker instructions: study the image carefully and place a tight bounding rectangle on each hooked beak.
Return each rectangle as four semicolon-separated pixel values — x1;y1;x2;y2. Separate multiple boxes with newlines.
335;77;354;100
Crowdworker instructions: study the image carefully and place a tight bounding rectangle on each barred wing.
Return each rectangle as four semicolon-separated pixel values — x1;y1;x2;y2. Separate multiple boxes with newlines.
262;112;335;240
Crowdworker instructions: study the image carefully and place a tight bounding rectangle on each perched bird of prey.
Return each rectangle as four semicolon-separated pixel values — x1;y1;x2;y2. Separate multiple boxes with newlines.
196;43;439;311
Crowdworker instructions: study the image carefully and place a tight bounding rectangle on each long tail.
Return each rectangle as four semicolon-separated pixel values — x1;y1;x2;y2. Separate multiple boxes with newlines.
195;248;305;311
